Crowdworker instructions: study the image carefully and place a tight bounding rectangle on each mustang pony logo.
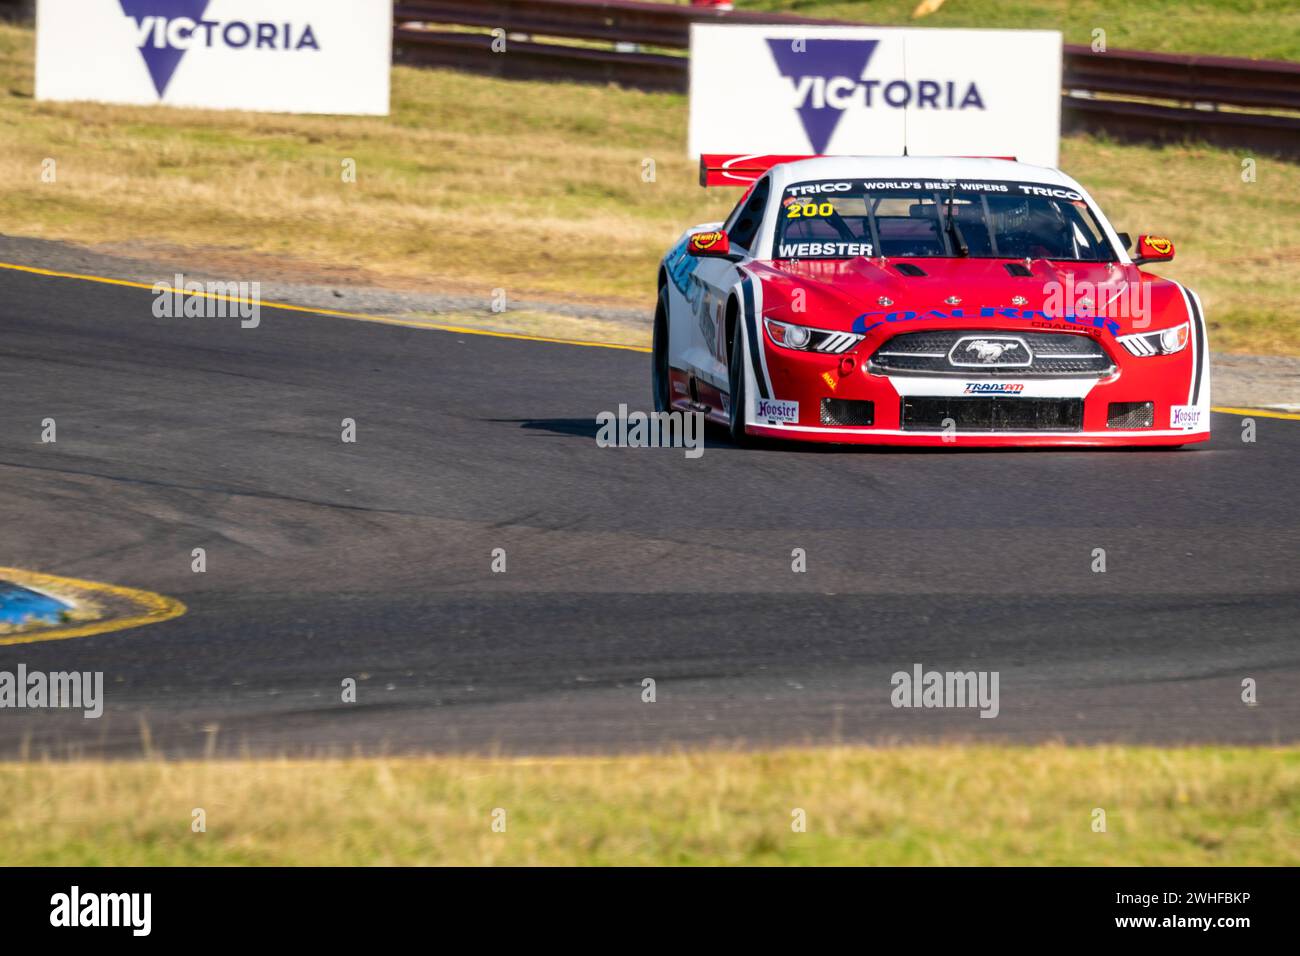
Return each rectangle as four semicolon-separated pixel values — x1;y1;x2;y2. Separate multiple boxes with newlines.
965;339;1020;363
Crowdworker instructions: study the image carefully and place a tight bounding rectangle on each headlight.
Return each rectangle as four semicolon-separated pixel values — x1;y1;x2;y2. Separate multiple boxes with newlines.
785;322;813;349
1117;321;1190;357
764;317;862;354
764;318;813;349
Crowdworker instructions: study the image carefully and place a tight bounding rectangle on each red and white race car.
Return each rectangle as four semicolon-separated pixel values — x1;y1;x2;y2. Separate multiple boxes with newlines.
652;154;1210;447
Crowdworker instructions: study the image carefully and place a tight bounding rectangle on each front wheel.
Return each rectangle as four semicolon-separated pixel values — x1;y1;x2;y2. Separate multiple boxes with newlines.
727;316;750;445
652;286;671;413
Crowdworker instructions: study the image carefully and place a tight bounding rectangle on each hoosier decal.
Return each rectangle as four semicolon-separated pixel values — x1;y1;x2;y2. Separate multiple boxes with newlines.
1170;405;1203;430
756;398;800;423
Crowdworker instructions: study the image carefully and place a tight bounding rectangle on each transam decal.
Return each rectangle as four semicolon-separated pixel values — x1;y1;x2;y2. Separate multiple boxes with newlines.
964;383;1025;394
756;398;799;423
689;231;725;253
853;307;1121;337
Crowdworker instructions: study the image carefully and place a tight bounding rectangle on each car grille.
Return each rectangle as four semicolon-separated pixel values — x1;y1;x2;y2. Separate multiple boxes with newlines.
901;397;1084;432
820;398;875;425
870;330;1114;378
1107;401;1154;428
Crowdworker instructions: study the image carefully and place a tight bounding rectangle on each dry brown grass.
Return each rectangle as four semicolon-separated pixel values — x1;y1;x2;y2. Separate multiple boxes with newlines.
0;746;1296;865
0;24;1295;351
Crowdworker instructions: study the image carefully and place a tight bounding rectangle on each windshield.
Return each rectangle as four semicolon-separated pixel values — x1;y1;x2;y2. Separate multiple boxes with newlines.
773;178;1117;262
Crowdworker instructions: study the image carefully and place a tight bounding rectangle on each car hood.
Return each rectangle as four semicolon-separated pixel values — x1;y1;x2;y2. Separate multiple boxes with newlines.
749;257;1187;340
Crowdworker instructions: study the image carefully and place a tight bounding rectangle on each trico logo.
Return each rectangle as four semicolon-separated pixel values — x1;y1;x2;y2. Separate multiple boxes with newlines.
119;0;321;97
766;38;986;153
1143;236;1173;256
949;336;1032;367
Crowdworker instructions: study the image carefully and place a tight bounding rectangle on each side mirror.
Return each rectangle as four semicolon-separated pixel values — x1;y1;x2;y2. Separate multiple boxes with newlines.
1133;234;1175;265
687;230;738;260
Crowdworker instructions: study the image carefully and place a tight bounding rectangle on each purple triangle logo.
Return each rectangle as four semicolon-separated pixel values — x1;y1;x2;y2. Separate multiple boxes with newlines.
119;0;213;97
766;39;879;154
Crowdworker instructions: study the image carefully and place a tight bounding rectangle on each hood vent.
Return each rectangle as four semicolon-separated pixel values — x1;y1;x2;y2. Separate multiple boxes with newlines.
893;263;927;277
1004;263;1034;277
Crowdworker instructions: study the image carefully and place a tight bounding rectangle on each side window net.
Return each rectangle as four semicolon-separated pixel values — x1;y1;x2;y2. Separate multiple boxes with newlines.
727;179;770;252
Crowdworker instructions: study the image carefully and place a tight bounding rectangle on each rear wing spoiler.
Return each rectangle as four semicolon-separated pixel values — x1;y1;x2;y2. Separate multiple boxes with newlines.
699;153;817;187
699;153;1019;187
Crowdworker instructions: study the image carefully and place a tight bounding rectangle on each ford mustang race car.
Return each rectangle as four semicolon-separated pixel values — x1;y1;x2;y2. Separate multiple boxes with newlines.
652;154;1210;447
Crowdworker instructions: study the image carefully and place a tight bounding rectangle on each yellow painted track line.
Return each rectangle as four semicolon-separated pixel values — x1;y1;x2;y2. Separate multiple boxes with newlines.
0;260;651;353
5;261;1298;408
1210;405;1300;421
0;567;186;646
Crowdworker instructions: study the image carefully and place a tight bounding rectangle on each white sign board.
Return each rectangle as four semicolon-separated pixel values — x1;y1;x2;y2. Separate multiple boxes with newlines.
36;0;391;115
690;25;1062;167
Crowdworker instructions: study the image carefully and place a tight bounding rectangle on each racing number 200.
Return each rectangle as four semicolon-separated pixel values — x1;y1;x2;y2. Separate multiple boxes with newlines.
786;202;835;219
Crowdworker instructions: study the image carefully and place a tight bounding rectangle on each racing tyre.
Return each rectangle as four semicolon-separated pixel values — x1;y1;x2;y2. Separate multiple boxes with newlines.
727;314;750;446
652;286;671;413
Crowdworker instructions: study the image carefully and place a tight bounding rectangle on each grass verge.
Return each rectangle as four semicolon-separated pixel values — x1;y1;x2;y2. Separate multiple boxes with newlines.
0;746;1296;865
0;23;1296;352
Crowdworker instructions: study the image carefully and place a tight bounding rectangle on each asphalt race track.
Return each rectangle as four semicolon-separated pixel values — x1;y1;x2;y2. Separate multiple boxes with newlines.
1;266;1297;756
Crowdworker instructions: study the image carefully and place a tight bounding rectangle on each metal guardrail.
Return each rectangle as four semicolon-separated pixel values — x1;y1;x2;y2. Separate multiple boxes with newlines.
392;0;1300;158
1063;47;1300;113
0;0;34;21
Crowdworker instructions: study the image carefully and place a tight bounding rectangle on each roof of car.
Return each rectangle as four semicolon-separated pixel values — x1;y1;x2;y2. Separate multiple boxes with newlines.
768;156;1082;193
